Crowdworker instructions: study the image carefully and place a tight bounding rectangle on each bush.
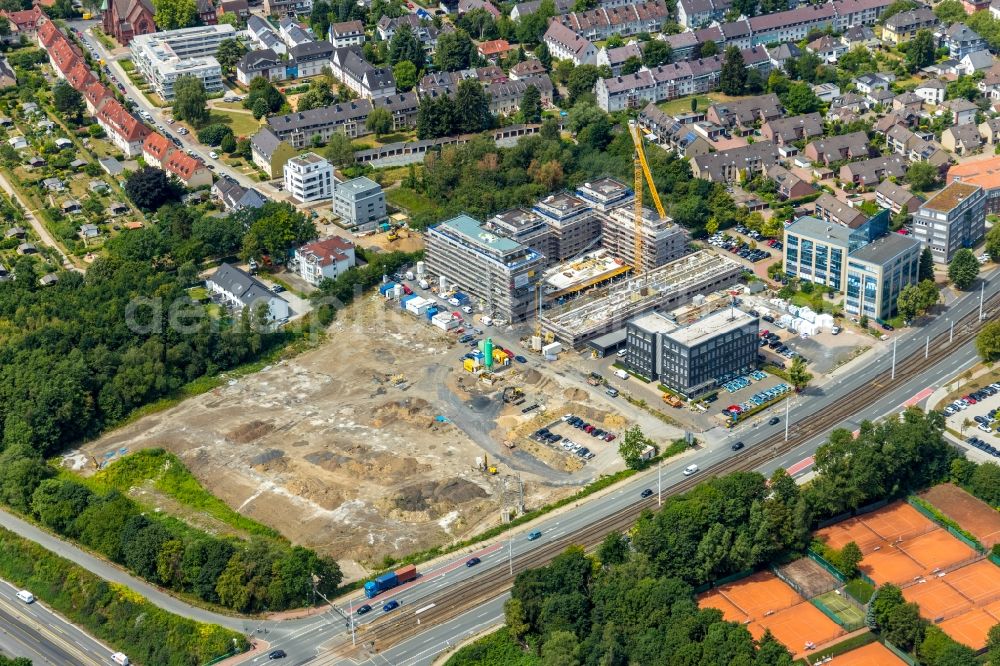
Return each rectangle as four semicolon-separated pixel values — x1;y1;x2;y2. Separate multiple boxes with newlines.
196;124;234;147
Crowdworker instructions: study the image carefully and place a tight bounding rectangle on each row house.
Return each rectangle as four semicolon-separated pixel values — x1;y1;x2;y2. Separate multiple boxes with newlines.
289;40;335;78
510;0;573;20
706;93;783;134
96;98;150;157
248;15;287;55
885;122;950;166
376;15;442;51
2;6;45;40
596;41;642;76
874;181;922;215
690;141;780;182
329;20;365;48
813;192;866;228
375;92;420;131
83;79;113;114
941;123;984;156
266;100;374;147
485;75;554;115
555;0;669;41
839;154;909;187
543;21;596;65
329;47;396;99
676;0;733;28
164;149;212;188
509;59;547;80
767;164;816;199
803;131;869;166
759;112;823;145
882;7;937;45
638;103;713;156
236;48;286;86
142;132;173;169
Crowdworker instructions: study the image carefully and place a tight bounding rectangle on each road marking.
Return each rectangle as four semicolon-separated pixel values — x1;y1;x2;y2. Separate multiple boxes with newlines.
903;387;934;408
786;456;814;476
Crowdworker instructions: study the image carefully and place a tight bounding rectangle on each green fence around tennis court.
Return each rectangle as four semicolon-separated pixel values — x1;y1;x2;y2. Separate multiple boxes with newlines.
812;594;866;632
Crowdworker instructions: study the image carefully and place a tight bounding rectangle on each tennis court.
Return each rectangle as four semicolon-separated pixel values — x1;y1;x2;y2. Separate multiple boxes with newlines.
938;608;998;650
813;590;866;629
919;484;1000;548
896;529;976;570
902;578;972;620
860;545;926;585
699;572;844;658
816;641;906;665
815;502;938;556
943;560;1000;605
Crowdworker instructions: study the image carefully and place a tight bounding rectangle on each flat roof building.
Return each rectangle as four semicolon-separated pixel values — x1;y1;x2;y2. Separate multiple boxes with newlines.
532;191;603;261
575;177;634;212
283;152;332;202
486;207;556;261
425;214;546;322
624;308;759;397
601;206;688;273
132;25;234;99
333;176;385;230
845;231;921;321
912;181;986;262
541;249;631;300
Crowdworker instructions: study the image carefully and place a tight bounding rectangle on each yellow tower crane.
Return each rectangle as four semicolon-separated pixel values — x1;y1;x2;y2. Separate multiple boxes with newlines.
628;120;666;276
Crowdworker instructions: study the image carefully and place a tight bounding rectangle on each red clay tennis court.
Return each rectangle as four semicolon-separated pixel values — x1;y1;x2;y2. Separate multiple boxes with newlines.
919;484;1000;548
938;608;998;650
698;572;844;658
902;578;973;620
861;547;926;585
938;559;1000;605
814;641;906;665
896;529;976;570
815;502;938;555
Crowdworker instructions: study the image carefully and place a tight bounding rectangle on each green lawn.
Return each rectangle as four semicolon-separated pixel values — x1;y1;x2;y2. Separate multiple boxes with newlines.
207;109;262;138
658;92;736;116
387;186;440;216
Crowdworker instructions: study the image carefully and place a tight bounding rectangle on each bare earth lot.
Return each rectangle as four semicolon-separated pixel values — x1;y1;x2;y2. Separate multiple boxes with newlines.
75;297;599;578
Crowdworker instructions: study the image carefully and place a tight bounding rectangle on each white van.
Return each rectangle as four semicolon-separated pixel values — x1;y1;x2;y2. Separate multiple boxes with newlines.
111;652;130;666
683;464;699;476
614;369;629;380
16;590;34;604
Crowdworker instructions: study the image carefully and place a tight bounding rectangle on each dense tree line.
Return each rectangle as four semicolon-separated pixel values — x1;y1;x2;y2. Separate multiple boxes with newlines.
869;585;979;665
452;410;961;664
408;112;747;238
0;444;341;611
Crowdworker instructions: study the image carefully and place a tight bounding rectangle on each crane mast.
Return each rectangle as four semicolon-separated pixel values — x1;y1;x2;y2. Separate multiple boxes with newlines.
628;120;666;276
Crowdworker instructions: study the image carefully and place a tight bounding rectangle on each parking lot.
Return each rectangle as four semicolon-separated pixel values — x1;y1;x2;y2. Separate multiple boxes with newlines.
943;384;1000;460
719;371;792;425
707;229;779;263
529;413;620;465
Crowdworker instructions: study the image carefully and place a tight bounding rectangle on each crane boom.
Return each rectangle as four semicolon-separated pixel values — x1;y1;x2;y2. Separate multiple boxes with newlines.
628;121;666;275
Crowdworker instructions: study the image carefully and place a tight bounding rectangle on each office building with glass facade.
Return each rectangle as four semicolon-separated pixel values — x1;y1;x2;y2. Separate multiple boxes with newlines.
844;232;921;321
783;216;851;291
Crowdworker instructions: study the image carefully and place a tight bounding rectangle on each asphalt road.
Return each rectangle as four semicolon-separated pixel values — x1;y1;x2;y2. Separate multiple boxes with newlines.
68;21;283;199
0;579;114;665
0;271;993;666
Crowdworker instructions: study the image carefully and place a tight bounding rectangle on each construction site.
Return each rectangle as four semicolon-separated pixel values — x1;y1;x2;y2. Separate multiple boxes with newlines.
540;250;744;347
70;293;638;579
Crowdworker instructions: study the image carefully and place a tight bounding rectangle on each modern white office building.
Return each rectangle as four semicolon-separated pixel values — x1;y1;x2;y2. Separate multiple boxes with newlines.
283;152;333;202
132;25;235;99
333;176;386;229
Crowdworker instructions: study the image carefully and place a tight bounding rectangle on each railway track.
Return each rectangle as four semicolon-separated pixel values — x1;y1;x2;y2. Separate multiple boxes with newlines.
339;291;1000;659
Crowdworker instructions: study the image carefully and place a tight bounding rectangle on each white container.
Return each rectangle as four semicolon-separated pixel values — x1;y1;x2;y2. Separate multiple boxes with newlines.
405;271;415;281
417;261;425;277
542;342;562;356
439;275;447;292
432;312;459;330
418;279;429;289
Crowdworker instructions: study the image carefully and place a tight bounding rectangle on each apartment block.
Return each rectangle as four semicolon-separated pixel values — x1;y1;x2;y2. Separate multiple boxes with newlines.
911;182;986;262
532;191;604;261
600;206;688;273
425;214;546;322
844;232;921;320
333;176;385;229
131;25;234;99
283;152;332;202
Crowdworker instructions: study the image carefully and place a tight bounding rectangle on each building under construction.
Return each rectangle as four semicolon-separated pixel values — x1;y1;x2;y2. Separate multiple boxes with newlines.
600;206;688;273
540;250;743;347
541;250;632;301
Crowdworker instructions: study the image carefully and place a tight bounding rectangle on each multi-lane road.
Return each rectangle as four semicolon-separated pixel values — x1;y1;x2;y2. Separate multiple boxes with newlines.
0;580;116;665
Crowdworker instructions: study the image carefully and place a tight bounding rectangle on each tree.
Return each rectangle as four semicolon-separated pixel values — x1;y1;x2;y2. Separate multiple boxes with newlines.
216;39;248;78
919;246;935;281
172;75;209;127
620;55;642;76
884;602;925;651
52;80;84;123
985;223;1000;262
434;29;475;72
698;39;718;57
977;320;1000;363
897;283;922;322
934;0;966;24
244;78;284;117
839;542;863;578
948;248;979;290
542;631;580;666
296;79;335;111
241;202;317;261
643;39;671;67
388;24;425;70
597;532;630;566
393;60;418;91
252;97;270;119
720;46;747;96
906;161;938;192
989;624;1000;666
153;0;196;30
310;0;331;38
125;167;181;211
788;356;812;392
969;463;1000;504
781;81;821;114
618;425;649;469
917;279;939;314
196;123;233;146
537;42;552;70
366;106;393;137
220;132;237;154
567;64;601;103
520;84;542;122
904;29;935;71
323;132;356;167
455;79;492;133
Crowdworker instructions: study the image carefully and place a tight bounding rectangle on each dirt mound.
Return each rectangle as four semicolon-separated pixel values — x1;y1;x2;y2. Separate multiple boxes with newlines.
370;398;433;427
521;369;542;384
393;478;487;512
228;420;275;443
563;388;588;401
304;451;351;471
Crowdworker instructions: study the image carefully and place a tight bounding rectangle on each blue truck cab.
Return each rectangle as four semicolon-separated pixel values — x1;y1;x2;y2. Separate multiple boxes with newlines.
364;571;398;599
